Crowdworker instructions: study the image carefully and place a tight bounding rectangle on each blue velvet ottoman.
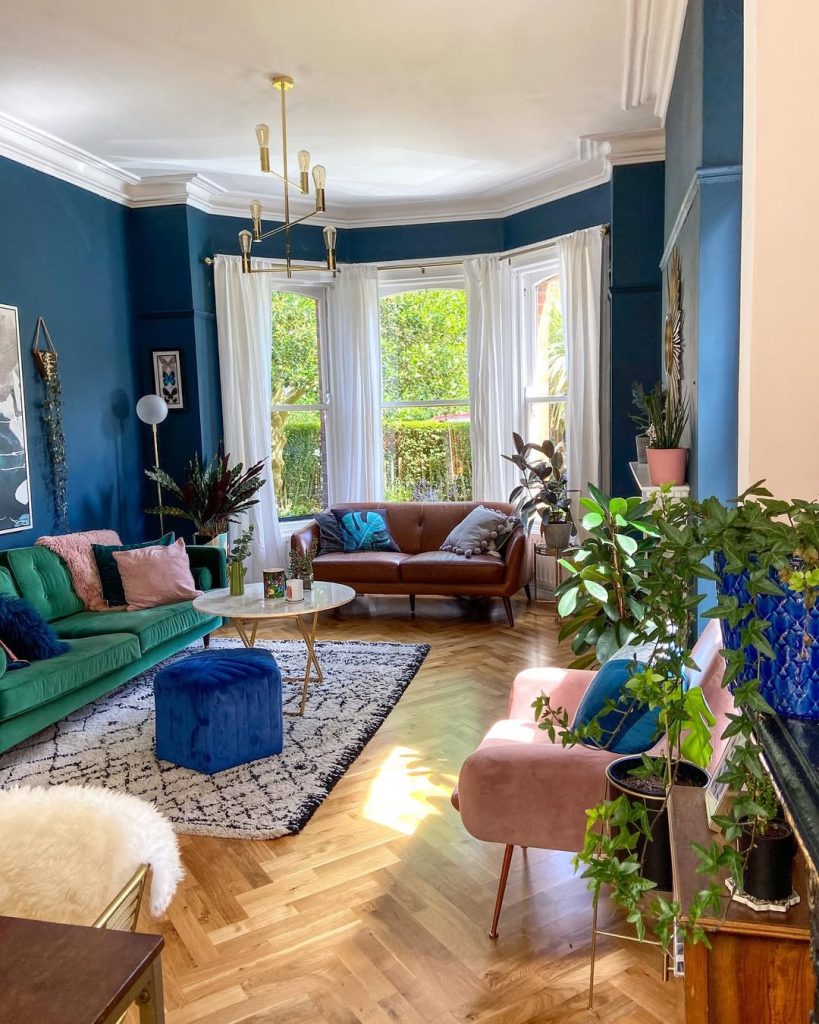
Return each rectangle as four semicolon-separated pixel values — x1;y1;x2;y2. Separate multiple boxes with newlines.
154;648;283;773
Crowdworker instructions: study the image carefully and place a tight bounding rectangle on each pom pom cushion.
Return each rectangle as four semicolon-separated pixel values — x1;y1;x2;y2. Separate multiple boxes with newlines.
440;506;519;558
93;533;175;607
113;538;202;611
571;642;668;754
333;508;399;552
0;595;70;660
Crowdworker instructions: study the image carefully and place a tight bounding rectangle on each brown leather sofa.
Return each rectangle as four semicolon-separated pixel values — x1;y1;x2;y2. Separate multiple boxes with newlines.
290;502;531;626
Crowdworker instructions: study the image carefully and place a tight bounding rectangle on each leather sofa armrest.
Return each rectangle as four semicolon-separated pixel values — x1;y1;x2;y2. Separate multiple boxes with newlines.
187;545;227;589
501;528;530;594
291;521;320;558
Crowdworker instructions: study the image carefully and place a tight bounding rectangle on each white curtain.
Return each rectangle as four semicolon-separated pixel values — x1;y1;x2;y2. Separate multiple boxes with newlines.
214;256;284;581
325;263;383;503
559;227;603;512
464;256;523;501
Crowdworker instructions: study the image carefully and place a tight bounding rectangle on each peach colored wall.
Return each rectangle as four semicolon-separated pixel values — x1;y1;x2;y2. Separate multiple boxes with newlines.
738;0;819;500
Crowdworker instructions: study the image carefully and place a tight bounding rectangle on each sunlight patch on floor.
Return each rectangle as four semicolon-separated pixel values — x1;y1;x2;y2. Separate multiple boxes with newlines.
363;745;456;835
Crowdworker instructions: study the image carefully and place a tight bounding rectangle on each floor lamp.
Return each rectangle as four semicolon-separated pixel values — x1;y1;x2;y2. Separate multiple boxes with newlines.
136;394;169;534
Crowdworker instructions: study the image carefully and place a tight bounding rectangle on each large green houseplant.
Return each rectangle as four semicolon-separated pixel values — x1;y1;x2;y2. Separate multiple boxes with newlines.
503;434;575;548
146;447;266;542
542;482;819;948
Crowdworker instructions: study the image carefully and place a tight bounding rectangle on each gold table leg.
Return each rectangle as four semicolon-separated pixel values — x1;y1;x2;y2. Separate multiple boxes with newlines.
232;618;258;648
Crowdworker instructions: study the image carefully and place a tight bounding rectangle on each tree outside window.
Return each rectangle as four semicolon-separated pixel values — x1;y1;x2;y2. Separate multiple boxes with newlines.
380;289;472;502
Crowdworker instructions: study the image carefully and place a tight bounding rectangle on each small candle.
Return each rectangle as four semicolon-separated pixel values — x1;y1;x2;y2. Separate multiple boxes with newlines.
286;578;304;602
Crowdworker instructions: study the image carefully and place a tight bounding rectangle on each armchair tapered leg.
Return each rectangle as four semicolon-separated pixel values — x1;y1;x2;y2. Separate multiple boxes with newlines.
203;633;211;649
409;594;416;616
489;844;515;939
524;584;532;604
502;596;515;628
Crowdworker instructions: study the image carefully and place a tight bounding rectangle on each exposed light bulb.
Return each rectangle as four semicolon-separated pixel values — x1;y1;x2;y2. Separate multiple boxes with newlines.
298;149;311;193
239;228;253;273
255;124;270;148
250;200;263;240
298;150;310;172
312;164;326;189
323;225;337;271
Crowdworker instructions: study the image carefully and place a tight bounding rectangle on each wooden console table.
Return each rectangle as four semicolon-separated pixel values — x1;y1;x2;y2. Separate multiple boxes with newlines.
669;786;813;1023
0;915;165;1022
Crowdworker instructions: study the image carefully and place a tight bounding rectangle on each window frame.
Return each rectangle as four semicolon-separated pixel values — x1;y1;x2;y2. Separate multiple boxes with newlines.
514;254;567;444
269;284;331;520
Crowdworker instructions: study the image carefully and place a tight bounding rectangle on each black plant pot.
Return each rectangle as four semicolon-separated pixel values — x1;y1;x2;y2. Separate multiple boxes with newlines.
606;756;709;891
737;821;795;902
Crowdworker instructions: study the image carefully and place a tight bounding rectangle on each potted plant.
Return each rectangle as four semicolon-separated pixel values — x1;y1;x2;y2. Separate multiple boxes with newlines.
642;384;689;487
226;524;254;598
289;540;317;591
503;433;575;549
630;382;652;464
146;447;266;545
542;482;817;953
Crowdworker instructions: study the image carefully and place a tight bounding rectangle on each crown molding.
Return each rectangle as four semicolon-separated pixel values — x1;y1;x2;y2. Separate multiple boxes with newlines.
0;111;663;227
622;0;687;121
0;111;138;203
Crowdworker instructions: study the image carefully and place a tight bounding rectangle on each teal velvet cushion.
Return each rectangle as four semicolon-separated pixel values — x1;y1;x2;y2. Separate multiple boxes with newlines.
4;547;83;622
571;642;666;754
333;509;399;552
191;565;212;591
93;533;175;606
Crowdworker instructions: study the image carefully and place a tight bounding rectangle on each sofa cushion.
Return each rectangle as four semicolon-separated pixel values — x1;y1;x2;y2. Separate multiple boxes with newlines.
0;567;20;599
0;633;140;719
93;532;175;606
440;506;519;557
313;552;410;583
400;551;505;585
314;510;345;554
53;602;215;654
4;547;84;622
333;509;400;553
0;596;70;661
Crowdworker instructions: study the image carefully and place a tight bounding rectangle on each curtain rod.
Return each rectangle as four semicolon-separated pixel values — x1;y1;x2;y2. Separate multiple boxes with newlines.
374;224;609;273
202;224;610;271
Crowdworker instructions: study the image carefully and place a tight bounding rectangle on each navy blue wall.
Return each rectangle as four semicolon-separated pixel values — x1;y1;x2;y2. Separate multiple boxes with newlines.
0;157;143;549
664;0;743;503
610;163;665;497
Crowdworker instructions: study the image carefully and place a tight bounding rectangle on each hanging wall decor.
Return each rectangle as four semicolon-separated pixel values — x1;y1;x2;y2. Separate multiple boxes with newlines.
664;247;684;409
32;317;69;530
0;304;33;535
152;349;185;410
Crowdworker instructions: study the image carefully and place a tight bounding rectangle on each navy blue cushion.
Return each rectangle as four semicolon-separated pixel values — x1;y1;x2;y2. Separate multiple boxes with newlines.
571;643;665;755
93;533;175;606
154;649;283;773
333;508;399;552
0;595;70;660
314;510;344;554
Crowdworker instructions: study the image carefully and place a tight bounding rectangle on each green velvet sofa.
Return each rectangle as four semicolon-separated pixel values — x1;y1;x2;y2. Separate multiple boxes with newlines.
0;543;227;753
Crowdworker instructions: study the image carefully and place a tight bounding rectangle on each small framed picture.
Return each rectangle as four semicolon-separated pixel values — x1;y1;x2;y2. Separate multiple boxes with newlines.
152;350;184;410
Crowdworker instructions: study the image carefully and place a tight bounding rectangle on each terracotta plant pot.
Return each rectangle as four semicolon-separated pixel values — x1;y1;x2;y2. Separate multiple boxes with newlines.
635;434;649;464
646;447;688;486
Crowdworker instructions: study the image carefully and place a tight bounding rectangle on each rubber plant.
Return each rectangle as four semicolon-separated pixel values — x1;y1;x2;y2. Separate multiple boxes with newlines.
502;434;575;537
538;482;819;951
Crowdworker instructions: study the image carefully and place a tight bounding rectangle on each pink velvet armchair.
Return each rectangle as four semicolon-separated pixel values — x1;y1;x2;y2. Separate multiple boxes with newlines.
452;620;733;937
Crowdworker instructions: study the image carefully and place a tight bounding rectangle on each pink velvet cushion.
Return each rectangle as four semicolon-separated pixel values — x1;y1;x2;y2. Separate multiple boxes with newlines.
113;538;202;611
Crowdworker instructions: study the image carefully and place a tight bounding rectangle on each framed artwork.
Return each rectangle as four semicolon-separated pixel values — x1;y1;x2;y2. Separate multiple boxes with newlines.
152;349;184;410
0;304;33;535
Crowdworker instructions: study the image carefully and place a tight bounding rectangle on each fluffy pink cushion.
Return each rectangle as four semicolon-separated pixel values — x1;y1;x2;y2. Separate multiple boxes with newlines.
36;530;121;611
113;538;202;611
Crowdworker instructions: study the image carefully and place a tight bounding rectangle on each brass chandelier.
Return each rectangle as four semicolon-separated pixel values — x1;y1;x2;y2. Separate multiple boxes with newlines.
237;74;337;277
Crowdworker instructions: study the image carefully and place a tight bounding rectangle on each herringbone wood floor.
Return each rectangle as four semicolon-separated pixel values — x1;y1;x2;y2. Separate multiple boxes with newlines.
142;594;683;1024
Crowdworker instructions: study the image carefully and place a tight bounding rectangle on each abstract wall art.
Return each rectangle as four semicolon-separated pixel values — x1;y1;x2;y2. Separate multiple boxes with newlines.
0;304;33;535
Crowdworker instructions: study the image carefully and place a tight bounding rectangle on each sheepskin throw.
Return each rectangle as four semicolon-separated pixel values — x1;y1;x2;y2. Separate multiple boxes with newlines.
37;530;121;611
0;785;183;924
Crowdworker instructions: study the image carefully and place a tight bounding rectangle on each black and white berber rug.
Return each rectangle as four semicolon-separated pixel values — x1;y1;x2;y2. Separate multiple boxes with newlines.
0;638;429;840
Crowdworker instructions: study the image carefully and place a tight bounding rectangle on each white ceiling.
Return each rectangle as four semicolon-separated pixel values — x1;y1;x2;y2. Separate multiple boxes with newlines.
0;0;683;225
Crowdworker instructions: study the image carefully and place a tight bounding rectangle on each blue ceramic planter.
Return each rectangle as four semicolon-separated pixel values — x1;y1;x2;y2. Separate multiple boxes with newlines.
715;554;819;720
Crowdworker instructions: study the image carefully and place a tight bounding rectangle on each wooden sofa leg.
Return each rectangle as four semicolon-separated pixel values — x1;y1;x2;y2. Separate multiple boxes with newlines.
203;633;211;649
409;594;416;616
502;597;515;628
490;844;515;939
524;584;532;604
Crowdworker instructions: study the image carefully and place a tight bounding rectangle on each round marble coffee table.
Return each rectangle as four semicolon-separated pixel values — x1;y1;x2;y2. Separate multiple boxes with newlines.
193;581;356;715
